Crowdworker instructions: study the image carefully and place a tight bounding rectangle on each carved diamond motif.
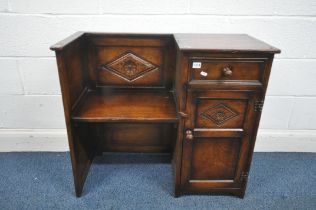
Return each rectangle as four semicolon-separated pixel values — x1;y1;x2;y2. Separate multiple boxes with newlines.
200;103;239;126
101;51;158;82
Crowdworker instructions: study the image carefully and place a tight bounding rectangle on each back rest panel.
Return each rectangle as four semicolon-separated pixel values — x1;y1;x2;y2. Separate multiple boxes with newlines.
86;34;175;89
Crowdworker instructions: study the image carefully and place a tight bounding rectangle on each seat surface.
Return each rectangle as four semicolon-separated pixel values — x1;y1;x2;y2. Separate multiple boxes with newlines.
72;90;178;123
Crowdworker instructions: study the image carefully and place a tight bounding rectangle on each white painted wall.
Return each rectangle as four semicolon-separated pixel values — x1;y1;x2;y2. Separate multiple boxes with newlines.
0;0;316;152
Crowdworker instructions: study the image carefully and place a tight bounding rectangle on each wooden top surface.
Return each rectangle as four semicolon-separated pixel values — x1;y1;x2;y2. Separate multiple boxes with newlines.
72;90;178;123
51;32;280;53
174;34;280;53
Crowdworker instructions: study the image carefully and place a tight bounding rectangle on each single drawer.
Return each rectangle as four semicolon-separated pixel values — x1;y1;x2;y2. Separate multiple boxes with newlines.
189;59;266;82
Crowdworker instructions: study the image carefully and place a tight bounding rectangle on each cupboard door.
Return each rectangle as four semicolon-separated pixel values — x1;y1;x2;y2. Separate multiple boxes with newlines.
181;90;260;192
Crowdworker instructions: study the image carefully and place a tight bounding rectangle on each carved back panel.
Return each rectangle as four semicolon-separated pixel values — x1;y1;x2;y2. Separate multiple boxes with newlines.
86;34;175;89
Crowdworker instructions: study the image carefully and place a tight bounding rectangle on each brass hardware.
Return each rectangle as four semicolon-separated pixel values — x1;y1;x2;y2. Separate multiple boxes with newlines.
240;171;249;182
185;130;193;140
179;111;188;118
222;66;233;77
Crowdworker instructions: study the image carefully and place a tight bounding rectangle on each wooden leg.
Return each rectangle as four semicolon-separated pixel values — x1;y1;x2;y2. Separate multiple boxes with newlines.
172;121;183;198
73;157;92;197
174;188;182;198
236;178;248;198
69;124;97;197
233;189;246;198
238;190;245;198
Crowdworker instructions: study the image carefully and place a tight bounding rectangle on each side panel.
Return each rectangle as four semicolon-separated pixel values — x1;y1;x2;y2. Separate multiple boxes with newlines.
53;37;95;197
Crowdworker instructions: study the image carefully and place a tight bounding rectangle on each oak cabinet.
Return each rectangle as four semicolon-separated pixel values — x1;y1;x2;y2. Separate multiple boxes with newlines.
181;90;260;196
51;33;280;197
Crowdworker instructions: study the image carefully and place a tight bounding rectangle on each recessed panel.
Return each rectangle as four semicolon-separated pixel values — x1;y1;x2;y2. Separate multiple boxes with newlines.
95;123;176;153
97;47;163;86
102;51;158;82
190;138;241;180
196;99;248;128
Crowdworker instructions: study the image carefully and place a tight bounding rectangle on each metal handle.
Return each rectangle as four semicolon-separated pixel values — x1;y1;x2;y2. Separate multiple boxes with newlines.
185;130;193;140
222;66;233;77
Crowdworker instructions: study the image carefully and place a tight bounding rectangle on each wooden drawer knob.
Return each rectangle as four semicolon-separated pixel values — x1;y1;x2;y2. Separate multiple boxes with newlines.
186;130;193;140
222;66;233;77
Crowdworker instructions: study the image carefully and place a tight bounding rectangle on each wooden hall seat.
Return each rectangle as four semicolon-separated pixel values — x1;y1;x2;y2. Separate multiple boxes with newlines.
51;32;280;197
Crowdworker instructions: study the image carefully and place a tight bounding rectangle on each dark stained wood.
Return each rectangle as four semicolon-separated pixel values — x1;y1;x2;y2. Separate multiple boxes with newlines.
52;35;95;197
96;123;176;153
85;34;175;89
188;80;263;90
96;47;164;87
50;31;85;51
51;32;279;198
180;89;258;195
195;98;248;129
190;138;241;180
72;90;178;123
189;58;266;83
174;34;281;53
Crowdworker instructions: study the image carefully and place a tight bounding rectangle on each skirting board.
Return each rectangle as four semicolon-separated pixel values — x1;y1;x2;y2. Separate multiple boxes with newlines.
0;129;315;152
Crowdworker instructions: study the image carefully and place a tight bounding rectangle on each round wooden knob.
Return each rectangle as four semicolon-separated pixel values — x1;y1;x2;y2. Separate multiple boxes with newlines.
185;130;193;140
222;66;233;77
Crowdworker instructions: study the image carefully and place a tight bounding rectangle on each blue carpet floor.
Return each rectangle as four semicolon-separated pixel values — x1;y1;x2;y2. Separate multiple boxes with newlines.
0;152;315;210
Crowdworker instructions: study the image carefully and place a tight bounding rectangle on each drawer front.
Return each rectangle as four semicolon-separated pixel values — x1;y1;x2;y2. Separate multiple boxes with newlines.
190;59;266;82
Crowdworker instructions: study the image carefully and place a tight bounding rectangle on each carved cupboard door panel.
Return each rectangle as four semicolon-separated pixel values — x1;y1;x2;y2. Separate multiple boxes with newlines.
181;90;260;192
